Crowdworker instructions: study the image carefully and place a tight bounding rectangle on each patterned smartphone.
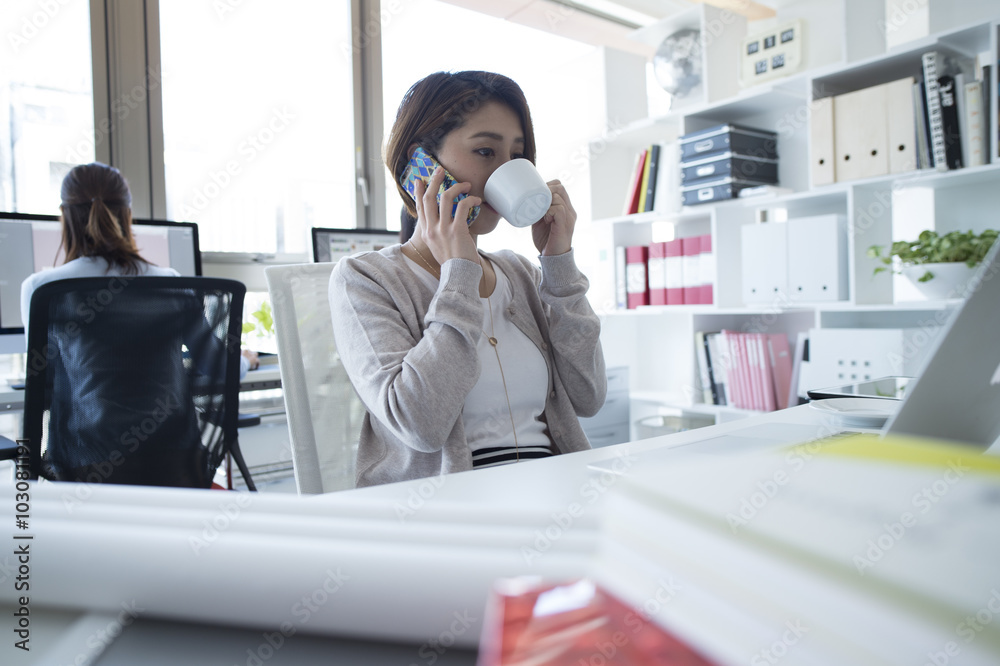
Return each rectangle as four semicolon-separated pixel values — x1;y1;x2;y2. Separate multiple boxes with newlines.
400;146;480;225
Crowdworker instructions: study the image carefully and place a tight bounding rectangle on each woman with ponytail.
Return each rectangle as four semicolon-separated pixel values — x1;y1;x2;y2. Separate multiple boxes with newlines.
20;162;257;371
18;162;258;485
20;162;179;326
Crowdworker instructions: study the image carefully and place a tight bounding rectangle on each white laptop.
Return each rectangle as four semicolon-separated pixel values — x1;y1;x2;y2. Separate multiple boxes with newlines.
592;237;1000;467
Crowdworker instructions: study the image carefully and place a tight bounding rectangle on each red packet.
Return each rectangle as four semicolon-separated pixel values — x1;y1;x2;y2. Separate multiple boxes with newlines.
478;578;720;666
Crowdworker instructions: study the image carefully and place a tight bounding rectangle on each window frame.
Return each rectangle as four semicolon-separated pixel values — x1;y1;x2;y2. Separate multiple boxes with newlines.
89;0;384;245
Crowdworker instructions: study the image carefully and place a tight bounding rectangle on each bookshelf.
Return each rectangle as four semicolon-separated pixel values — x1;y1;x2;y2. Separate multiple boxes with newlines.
586;1;1000;434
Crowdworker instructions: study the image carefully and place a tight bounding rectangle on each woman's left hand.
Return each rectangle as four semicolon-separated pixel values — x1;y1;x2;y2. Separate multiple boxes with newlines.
532;180;576;257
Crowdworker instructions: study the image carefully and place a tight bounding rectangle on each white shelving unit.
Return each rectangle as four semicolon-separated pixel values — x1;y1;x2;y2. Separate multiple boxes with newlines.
587;1;1000;429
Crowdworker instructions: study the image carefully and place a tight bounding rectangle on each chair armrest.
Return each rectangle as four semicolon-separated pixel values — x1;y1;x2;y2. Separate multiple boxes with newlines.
238;413;262;428
0;435;20;461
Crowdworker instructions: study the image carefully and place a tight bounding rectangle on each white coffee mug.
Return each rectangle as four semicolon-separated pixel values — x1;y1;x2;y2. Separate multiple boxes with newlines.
484;159;552;228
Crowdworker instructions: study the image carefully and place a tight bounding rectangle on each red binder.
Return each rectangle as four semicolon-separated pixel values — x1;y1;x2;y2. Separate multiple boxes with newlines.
755;333;777;412
681;236;702;305
721;330;746;409
623;149;647;215
743;333;762;410
767;333;794;410
625;245;649;309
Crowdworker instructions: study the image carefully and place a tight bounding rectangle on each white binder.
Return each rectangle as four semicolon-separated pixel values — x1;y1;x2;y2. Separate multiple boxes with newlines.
809;96;836;186
787;214;848;302
834;84;889;181
886;77;917;174
741;222;788;304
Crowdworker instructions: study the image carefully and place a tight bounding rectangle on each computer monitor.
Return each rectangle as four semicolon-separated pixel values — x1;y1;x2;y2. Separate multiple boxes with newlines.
0;212;201;354
311;226;399;264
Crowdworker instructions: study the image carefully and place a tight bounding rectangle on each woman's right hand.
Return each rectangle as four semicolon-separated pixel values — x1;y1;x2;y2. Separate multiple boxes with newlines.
413;166;481;266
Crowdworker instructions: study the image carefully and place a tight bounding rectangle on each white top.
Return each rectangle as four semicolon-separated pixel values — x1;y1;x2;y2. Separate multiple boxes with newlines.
20;256;179;334
404;254;552;464
20;257;250;378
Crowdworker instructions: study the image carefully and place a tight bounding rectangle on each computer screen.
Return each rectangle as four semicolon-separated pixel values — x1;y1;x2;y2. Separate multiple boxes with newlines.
311;226;399;263
0;212;201;353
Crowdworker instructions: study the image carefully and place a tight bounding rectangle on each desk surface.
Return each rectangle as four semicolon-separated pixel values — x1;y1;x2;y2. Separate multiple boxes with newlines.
0;366;283;414
0;405;833;665
3;404;995;665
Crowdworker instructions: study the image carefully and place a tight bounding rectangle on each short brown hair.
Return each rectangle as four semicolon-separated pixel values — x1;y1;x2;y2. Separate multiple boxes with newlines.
385;71;537;218
59;162;146;274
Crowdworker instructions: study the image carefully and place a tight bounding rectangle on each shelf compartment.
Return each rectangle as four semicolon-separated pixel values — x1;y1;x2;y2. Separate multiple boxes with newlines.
811;20;993;97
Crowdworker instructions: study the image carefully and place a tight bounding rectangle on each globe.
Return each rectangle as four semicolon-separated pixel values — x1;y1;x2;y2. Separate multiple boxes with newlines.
652;28;703;98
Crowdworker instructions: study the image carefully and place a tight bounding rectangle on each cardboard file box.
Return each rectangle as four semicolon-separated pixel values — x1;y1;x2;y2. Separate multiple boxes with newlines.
679;123;778;162
680;152;779;186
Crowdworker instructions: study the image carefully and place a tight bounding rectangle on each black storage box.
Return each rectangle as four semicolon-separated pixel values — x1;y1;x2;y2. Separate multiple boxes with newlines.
679;123;778;162
681;177;765;206
680;151;779;186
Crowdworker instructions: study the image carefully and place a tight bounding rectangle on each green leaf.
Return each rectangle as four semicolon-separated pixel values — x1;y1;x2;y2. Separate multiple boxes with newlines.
869;229;998;277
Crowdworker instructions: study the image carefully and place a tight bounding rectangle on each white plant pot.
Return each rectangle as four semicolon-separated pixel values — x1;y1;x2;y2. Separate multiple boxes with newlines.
901;262;978;300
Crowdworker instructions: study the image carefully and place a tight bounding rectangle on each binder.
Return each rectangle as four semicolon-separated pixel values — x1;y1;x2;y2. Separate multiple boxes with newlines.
788;331;809;408
833;84;889;181
705;332;729;406
720;331;745;409
767;333;793;410
653;142;679;214
643;144;660;212
912;81;932;169
695;331;717;405
614;246;627;310
625;245;649;309
922;51;949;170
681;236;702;304
699;234;715;305
937;74;964;169
886;77;917;174
636;150;652;212
810;95;836;186
741;222;788;304
755;333;777;412
647;241;668;306
786;214;848;302
743;333;760;410
665;239;684;305
963;79;986;168
623;149;647;215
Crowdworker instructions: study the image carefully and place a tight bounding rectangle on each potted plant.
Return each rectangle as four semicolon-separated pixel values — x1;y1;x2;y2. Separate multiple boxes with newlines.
242;300;277;353
868;229;999;300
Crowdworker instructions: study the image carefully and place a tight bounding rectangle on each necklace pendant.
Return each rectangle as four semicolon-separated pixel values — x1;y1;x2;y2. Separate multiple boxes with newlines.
488;336;498;347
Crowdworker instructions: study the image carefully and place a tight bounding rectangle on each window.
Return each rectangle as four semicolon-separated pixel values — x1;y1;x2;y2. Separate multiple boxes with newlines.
381;0;611;259
0;0;95;214
159;1;357;254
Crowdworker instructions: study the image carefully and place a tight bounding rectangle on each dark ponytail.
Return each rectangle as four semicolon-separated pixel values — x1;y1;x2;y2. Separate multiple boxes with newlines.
59;162;146;275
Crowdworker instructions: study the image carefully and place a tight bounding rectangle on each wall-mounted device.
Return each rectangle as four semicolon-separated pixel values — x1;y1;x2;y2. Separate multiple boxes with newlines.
739;19;806;87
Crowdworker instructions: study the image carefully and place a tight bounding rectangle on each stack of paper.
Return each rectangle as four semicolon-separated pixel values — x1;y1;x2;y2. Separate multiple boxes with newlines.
587;434;1000;665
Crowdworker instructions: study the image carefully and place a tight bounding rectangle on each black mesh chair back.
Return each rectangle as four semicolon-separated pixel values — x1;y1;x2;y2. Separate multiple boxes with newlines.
22;276;255;490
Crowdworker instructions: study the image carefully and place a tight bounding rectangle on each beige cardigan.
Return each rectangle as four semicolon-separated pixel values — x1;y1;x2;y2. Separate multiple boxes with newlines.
328;245;606;487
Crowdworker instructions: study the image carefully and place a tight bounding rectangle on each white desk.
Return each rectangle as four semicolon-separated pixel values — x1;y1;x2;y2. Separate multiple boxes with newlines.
1;365;283;413
1;404;995;665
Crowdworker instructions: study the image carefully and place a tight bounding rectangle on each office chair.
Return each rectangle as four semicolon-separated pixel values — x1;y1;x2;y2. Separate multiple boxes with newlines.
0;437;18;461
265;263;364;494
22;276;256;490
